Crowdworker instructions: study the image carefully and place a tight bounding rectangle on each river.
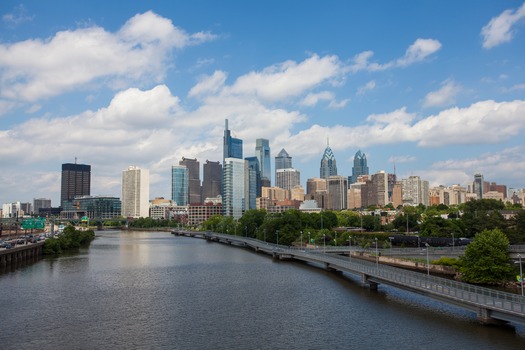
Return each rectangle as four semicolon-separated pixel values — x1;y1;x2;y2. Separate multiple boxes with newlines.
1;230;524;349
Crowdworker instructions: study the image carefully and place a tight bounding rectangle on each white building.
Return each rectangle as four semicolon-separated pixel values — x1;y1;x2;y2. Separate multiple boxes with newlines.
2;202;21;218
276;168;301;191
402;175;429;206
121;166;150;218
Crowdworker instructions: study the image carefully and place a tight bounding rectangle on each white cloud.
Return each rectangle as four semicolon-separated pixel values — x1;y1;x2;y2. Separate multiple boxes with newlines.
481;2;525;49
388;155;417;164
300;91;335;107
357;80;376;95
188;71;227;98
349;38;441;72
423;79;461;108
0;11;216;103
228;54;344;101
2;4;34;27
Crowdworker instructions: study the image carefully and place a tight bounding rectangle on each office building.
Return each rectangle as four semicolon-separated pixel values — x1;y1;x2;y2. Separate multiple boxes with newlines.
61;162;91;207
276;168;301;191
275;148;292;179
350;150;369;184
62;196;121;219
473;174;484;199
179;157;201;204
245;157;260;210
223;119;243;161
255;138;271;186
402;175;429;206
327;175;348;210
320;142;337;180
202;160;222;200
172;165;189;206
34;198;51;214
121;166;150;218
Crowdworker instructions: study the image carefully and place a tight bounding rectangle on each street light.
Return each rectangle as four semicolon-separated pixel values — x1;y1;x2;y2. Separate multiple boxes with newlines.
348;237;352;260
276;230;279;246
374;237;378;270
245;226;247;238
517;253;524;297
308;232;311;252
323;234;326;253
389;236;394;250
300;231;303;249
451;232;455;251
425;243;430;277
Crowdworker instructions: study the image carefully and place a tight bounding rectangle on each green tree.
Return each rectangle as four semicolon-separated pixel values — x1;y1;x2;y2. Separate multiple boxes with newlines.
459;229;514;284
506;210;525;244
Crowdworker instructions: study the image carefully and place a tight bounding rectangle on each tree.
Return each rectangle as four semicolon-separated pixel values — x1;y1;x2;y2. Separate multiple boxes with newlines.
459;229;514;284
506;210;525;244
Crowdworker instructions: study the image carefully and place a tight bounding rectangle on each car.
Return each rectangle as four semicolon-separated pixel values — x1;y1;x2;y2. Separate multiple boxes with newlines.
3;243;12;249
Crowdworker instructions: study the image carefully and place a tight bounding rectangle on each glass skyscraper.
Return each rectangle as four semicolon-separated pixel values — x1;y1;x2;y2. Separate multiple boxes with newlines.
275;148;292;181
171;165;189;206
223;157;245;219
61;162;91;208
223;119;243;161
244;157;260;210
320;144;337;180
255;138;271;186
351;150;369;184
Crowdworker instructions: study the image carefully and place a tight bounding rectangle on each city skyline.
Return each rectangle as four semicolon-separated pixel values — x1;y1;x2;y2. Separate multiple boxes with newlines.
1;1;525;205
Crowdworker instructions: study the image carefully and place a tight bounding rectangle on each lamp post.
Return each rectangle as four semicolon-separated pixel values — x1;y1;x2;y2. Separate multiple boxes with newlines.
276;230;279;246
300;231;303;249
517;253;524;297
425;243;430;277
389;237;394;250
375;237;378;270
308;232;311;252
348;237;352;260
323;234;326;253
264;229;266;243
451;232;455;251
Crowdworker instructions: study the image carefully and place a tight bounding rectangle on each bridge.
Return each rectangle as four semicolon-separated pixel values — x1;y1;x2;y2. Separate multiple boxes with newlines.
174;230;525;327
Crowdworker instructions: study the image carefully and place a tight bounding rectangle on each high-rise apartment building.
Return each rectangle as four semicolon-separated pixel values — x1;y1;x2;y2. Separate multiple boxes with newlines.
223;157;245;219
202;160;222;200
306;178;327;195
179;157;201;204
121;166;150;218
255;138;271;187
320;143;337;181
61;162;91;207
276;168;301;191
350;150;369;184
172;165;189;206
402;175;429;206
244;157;260;210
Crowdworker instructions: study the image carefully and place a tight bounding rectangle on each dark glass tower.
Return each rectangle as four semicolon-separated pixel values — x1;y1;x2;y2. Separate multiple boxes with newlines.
202;160;222;200
255;138;271;186
61;162;91;208
179;157;201;204
351;150;369;184
245;156;260;209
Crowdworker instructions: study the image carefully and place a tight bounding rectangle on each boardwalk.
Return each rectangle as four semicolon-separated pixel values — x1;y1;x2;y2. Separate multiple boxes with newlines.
175;231;525;327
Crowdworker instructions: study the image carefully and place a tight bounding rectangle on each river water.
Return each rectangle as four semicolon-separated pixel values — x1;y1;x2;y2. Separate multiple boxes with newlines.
1;230;525;349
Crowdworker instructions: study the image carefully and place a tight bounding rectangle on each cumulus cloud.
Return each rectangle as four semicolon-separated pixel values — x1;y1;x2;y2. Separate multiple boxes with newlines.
423;79;461;108
481;2;525;49
348;38;441;72
0;11;216;103
227;54;344;101
388;155;417;164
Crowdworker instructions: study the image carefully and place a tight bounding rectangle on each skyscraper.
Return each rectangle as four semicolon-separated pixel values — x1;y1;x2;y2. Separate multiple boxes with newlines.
276;168;301;190
121;166;150;218
223;157;245;219
327;175;348;210
320;142;337;180
351;150;369;184
244;157;260;210
255;138;271;186
179;157;201;204
275;148;292;180
223;119;243;162
61;162;91;208
172;165;189;206
202;160;222;200
473;173;484;199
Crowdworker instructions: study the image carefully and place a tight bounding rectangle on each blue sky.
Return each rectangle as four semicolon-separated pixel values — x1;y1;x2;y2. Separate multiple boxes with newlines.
1;1;525;206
